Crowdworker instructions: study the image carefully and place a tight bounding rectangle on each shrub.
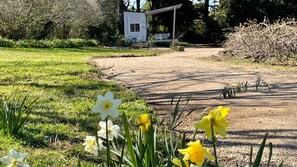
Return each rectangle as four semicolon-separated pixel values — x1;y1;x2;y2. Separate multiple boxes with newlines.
0;38;15;47
52;39;82;48
17;40;50;48
85;39;98;47
222;19;297;64
0;38;99;48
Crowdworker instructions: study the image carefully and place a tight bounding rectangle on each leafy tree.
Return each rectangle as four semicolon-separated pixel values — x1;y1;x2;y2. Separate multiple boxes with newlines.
0;0;121;42
202;0;210;37
0;0;103;40
147;0;198;38
217;0;297;27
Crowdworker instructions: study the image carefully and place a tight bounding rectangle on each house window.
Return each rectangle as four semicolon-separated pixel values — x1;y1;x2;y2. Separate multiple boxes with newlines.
130;23;140;32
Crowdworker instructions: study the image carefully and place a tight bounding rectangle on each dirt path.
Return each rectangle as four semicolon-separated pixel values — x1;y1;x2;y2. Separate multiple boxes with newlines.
93;48;297;166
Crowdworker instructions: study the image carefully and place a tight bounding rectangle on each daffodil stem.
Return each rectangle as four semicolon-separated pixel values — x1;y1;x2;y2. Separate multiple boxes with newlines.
95;126;102;164
106;118;111;166
211;124;219;167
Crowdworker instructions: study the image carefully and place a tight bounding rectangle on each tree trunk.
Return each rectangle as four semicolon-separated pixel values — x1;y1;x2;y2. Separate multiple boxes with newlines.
203;0;209;38
118;0;126;34
136;0;140;12
151;0;157;33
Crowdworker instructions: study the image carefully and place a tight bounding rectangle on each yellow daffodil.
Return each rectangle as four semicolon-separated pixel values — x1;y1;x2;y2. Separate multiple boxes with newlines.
92;91;121;120
136;114;150;132
178;140;214;167
82;135;103;156
217;106;229;118
195;106;230;140
172;158;199;167
172;158;194;167
0;150;29;167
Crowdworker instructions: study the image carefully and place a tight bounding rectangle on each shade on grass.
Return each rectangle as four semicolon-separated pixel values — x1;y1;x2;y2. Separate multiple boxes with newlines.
0;47;155;166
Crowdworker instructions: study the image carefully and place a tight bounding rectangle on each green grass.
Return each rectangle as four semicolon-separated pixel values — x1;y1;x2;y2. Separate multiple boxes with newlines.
0;47;156;166
178;41;193;47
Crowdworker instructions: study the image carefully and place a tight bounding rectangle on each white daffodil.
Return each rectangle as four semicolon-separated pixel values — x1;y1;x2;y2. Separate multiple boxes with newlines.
92;91;121;120
82;136;103;156
98;120;120;141
0;150;29;167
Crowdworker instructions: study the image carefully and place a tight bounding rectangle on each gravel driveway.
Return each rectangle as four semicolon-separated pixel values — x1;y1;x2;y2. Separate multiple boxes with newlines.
93;48;297;166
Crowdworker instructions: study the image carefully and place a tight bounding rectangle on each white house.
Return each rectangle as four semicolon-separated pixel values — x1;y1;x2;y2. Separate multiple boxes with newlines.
124;4;182;43
124;12;147;42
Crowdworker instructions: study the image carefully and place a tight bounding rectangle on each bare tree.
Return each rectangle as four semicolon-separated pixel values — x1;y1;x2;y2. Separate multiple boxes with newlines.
0;0;105;39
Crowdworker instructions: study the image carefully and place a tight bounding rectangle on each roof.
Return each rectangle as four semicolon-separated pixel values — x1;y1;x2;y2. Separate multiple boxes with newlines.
145;4;182;15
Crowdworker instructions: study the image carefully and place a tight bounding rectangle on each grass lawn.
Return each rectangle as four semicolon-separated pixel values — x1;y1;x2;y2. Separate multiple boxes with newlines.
0;47;157;166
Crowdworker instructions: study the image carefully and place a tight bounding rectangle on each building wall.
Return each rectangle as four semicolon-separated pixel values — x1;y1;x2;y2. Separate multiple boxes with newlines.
124;12;147;42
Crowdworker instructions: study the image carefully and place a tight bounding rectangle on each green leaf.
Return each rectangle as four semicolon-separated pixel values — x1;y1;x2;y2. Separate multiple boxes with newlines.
253;132;268;167
180;158;187;167
249;146;253;167
267;142;273;166
122;112;138;166
171;96;182;127
181;133;186;149
77;155;81;167
0;95;36;136
192;129;198;141
119;141;126;167
277;160;284;167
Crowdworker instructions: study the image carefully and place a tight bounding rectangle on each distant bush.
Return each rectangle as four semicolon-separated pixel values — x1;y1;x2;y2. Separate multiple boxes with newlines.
0;38;99;48
17;40;50;48
222;19;297;64
178;41;193;47
50;39;98;48
0;38;15;47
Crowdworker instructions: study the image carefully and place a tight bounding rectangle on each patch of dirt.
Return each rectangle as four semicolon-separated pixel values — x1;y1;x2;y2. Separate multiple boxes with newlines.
93;48;297;166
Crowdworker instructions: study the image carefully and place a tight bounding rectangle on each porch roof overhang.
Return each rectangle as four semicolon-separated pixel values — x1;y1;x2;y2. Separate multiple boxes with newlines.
145;4;182;15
